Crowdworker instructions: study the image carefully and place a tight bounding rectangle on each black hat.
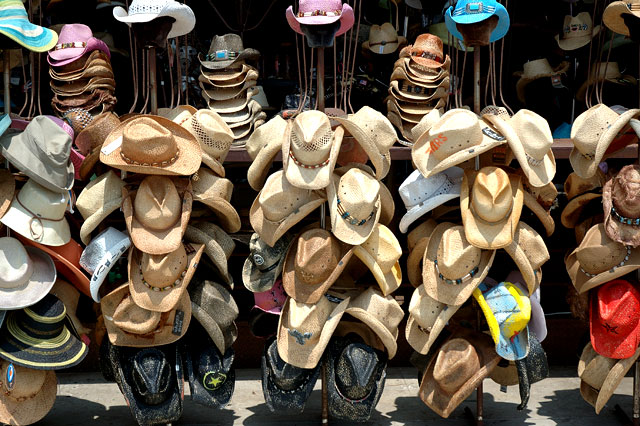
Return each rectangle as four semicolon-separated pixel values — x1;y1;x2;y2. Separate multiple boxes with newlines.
516;331;549;410
261;337;321;413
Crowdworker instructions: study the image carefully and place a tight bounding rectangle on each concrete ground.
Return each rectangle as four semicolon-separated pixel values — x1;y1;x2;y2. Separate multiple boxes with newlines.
45;367;633;425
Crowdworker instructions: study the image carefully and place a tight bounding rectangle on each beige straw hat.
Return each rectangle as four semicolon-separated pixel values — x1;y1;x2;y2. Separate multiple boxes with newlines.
0;360;57;426
386;98;429;125
353;224;402;296
461;167;524;249
207;87;258;114
603;165;640;247
393;56;451;84
576;62;637;101
423;222;496;306
362;22;407;55
389;80;449;103
411;108;442;142
122;176;193;256
603;1;640;36
0;169;15;220
514;59;569;103
201;64;256;82
561;170;605;229
200;78;257;102
406;219;438;287
555;12;601;51
184;222;235;287
247;115;289;191
76;170;125;245
100;115;202;176
50;279;92;337
199;68;259;88
191;167;241;233
503;222;550;295
182;109;233;178
76;112;122;181
157;105;198;125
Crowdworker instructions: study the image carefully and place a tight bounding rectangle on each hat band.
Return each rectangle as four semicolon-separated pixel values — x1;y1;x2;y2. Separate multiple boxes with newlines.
120;148;180;167
370;39;398;47
336;197;375;226
253;253;279;274
580;245;631;278
288;150;330;169
411;51;443;64
400;82;434;95
16;193;65;241
611;206;640;226
452;2;495;15
297;9;342;17
54;41;87;51
525;153;544;167
205;49;241;62
433;259;479;285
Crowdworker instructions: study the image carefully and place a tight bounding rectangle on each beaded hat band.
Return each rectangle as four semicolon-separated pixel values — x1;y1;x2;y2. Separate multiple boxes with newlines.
336;197;375;226
54;41;87;51
611;206;640;226
433;258;479;286
580;245;632;278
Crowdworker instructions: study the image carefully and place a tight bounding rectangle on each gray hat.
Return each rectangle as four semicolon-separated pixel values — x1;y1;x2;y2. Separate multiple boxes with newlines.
242;232;293;293
188;280;239;354
184;222;234;287
198;34;260;70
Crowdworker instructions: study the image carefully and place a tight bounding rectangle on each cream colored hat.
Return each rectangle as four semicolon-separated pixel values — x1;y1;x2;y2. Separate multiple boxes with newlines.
406;219;438;287
353;224;402;296
77;170;125;245
503;222;550;295
411;108;442;142
182;109;234;177
246;115;289;191
514;59;569;103
555;12;601;51
362;22;407;54
157;105;197;125
191;167;241;233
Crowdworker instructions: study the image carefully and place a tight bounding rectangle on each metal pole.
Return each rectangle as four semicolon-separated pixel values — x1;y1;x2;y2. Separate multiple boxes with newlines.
3;50;10;116
148;47;158;115
317;47;325;112
633;360;640;425
473;48;481;171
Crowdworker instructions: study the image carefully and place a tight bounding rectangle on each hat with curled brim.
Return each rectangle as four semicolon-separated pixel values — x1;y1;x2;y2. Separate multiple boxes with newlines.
191;167;241;234
353;224;402;296
207;87;259;114
603;165;640;247
243;232;293;293
185;223;235;287
285;0;355;37
247;115;289;191
561;170;605;229
503;222;550;295
406;219;439;287
198;34;260;70
0;170;14;221
113;0;195;39
603;1;640;36
189;280;239;355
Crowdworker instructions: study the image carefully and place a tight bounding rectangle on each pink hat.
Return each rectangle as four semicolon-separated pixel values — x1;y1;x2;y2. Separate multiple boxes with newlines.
285;0;355;37
253;279;286;314
48;24;110;67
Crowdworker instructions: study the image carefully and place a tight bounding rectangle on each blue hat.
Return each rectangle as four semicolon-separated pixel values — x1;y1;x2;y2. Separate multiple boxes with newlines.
445;0;510;43
0;0;57;52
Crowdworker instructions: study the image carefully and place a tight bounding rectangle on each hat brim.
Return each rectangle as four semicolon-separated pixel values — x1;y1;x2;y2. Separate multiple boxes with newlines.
0;169;15;220
113;2;195;38
503;223;547;295
193;195;241;234
185;343;235;409
242;251;287;294
1;196;71;247
332;119;387;181
199;68;258;88
89;235;131;303
352;246;401;296
561;192;601;229
0;19;58;53
0;246;56;309
184;225;232;286
406;287;460;355
407;237;429;287
603;2;637;37
0;368;56;425
285;4;355;37
555;26;601;50
389;80;449;102
48;37;110;66
247;117;289;191
79;198;121;245
207;88;258;113
201;64;255;82
343;305;398;358
445;2;510;43
200;79;257;102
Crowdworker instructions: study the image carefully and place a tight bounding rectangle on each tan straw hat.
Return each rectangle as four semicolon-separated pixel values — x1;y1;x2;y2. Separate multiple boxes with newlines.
182;109;233;178
184;222;235;287
353;224;402;296
504;222;550;295
191;167;241;233
603;165;640;247
402;33;449;69
100;115;202;176
122;176;193;256
514;59;569;103
363;22;407;54
0;169;15;220
406;219;438;287
76;112;121;181
423;222;496;306
50;278;92;337
389;80;449;103
282;228;353;304
157;105;197;125
393;56;450;84
603;1;640;36
561;170;605;229
76;170;125;245
201;64;256;82
247;115;289;191
199;67;259;88
461;167;524;249
576;62;637;101
555;12;601;50
207;87;258;114
0;360;57;426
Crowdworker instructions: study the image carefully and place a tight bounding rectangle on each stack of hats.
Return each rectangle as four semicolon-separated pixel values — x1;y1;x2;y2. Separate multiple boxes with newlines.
245;107;403;421
48;24;116;117
387;33;450;143
198;34;265;147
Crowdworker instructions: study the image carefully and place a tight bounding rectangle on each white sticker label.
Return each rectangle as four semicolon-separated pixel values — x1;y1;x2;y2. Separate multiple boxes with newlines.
101;136;123;155
379;45;385;54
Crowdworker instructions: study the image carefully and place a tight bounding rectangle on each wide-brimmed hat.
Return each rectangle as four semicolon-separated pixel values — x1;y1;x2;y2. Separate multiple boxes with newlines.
199;34;260;70
191;168;240;233
201;64;257;83
514;59;570;103
555;12;600;50
254;279;287;314
353;224;402;296
363;22;406;54
504;222;550;295
189;280;239;355
200;68;259;89
401;33;449;70
122;176;192;255
394;56;451;84
603;1;640;36
461;167;524;249
76;170;125;245
0;359;57;425
49;278;92;338
423;222;496;306
604;165;640;247
185;222;235;287
389;79;449;103
50;59;115;83
100;115;201;176
75;112;121;180
250;170;326;247
413;109;506;178
200;78;257;102
419;328;500;418
113;0;195;38
406;219;438;287
246;115;287;188
286;0;355;37
158;104;197;125
0;169;14;221
47;24;110;66
576;62;637;101
182;110;233;177
561;170;605;228
399;167;463;233
129;243;204;313
0;0;57;52
282;229;353;304
243;233;292;293
206;87;258;113
445;0;510;43
0;179;71;247
566;223;640;294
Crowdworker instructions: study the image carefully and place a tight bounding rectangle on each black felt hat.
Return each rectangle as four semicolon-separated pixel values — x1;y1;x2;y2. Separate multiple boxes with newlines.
516;331;549;410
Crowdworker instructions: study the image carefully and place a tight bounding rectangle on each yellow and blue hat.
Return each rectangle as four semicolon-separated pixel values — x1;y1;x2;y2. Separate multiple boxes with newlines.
0;0;57;52
445;0;510;43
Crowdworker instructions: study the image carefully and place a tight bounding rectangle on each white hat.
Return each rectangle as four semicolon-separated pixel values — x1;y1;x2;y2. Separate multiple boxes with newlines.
113;0;195;38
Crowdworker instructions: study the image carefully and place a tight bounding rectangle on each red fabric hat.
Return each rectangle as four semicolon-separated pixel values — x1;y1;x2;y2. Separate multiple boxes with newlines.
590;279;640;359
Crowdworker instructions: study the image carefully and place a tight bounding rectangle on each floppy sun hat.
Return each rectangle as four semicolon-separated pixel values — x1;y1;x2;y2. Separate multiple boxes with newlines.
286;0;355;37
0;0;57;52
113;0;196;39
445;0;510;43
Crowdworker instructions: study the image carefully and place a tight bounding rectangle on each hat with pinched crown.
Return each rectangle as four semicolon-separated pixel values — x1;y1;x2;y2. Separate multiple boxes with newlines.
603;165;640;247
353;224;402;296
555;12;600;50
243;233;293;293
504;222;550;295
77;170;125;245
198;34;260;70
182;110;233;178
362;22;407;55
191;167;241;234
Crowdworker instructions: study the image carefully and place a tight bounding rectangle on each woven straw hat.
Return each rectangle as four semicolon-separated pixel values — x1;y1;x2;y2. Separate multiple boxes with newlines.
101;283;191;347
182;110;233;177
413;109;507;178
570;104;640;179
185;222;235;287
389;80;449;103
410;108;443;143
390;66;450;90
157;105;197;125
207;87;258;114
402;33;448;69
282;110;344;190
243;232;292;293
603;1;640;36
191;168;240;233
76;112;121;180
406;284;460;355
555;12;601;50
246;115;289;190
504;222;549;295
565;223;640;294
327;168;381;245
603;165;640;247
419;329;500;418
514;59;570;103
198;34;260;70
0;169;14;221
277;293;350;369
393;56;451;84
461;167;524;249
199;67;259;88
100;115;202;176
363;22;407;55
189;280;239;354
77;170;125;245
561;170;605;228
250;170;326;247
219;100;261;124
282;228;353;304
200;78;257;102
201;64;256;82
353;224;402;296
423;222;496;306
576;62;637;101
406;219;438;287
122;176;193;256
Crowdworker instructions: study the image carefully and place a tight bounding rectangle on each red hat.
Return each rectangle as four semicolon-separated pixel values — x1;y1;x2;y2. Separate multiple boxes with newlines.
590;279;640;359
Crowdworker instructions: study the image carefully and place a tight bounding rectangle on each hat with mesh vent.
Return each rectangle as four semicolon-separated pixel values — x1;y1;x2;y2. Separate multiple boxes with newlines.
182;110;233;178
113;0;195;39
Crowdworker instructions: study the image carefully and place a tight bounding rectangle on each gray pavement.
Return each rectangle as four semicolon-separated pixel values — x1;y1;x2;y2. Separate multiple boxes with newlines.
44;367;633;425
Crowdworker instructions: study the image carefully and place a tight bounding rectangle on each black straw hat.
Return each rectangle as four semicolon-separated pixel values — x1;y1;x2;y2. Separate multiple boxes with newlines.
516;332;549;410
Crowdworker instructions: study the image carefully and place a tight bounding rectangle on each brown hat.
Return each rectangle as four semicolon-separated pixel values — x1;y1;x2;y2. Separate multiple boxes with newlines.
603;1;640;36
184;222;235;287
282;228;353;304
75;112;121;180
76;170;125;245
0;169;15;221
561;170;605;229
401;33;449;69
122;176;193;256
0;360;57;426
353;224;402;296
565;223;640;294
182;109;233;178
504;222;550;295
191;167;241;233
393;56;451;84
406;219;438;287
603;165;640;247
423;223;496;306
100;115;202;176
461;167;524;249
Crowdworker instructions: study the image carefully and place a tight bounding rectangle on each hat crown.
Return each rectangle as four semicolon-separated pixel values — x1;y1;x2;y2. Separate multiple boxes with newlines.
522;59;554;78
132;349;171;399
141;245;188;289
209;34;245;55
428;109;489;161
295;229;340;285
27;116;73;168
17;179;70;225
510;110;553;159
576;225;630;274
0;359;47;400
298;0;343;13
360;225;401;272
77;170;125;220
564;171;603;200
249;233;285;272
290;111;333;165
188;110;233;160
287;296;333;345
113;295;162;334
336;169;380;223
409;286;445;329
134;176;181;232
612;165;640;218
192;168;233;201
350;287;404;331
191;280;239;327
484;282;531;337
400;170;449;209
369;22;398;45
591;62;622;80
120;117;179;166
75;112;120;155
597;280;640;334
433;338;481;394
411;33;444;58
562;12;596;39
571;105;620;153
260;172;317;222
348;106;397;151
437;226;482;280
0;237;34;289
513;223;550;270
471;167;514;223
58;23;92;44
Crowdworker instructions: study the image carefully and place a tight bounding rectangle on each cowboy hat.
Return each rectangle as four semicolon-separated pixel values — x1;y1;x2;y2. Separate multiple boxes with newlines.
191;167;241;233
603;165;640;247
503;222;550;295
189;280;239;355
76;170;125;245
49;278;92;338
515;332;549;410
185;222;235;287
47;24;110;66
243;233;292;293
576;62;637;101
506;272;547;342
206;87;258;113
363;22;406;55
198;34;260;70
603;1;640;36
182;109;233;177
286;0;355;37
113;0;195;38
0;0;57;52
247;115;288;191
158;104;197;125
200;78;257;102
199;68;259;89
445;0;510;43
514;59;570;103
353;224;402;296
555;12;601;51
76;113;121;181
406;219;438;287
400;33;450;71
561;170;605;229
0;360;57;425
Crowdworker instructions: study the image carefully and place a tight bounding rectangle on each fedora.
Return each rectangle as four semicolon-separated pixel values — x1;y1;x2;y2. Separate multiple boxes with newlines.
413;109;506;178
461;167;524;249
0;0;57;52
363;22;406;55
101;283;191;347
100;115;202;176
566;223;640;294
604;1;640;36
191;168;240;233
243;233;291;293
401;33;449;69
514;59;570;103
77;170;125;245
0;359;57;425
199;34;260;70
75;113;121;179
353;224;402;296
406;219;438;287
247;116;289;191
561;170;605;229
445;0;510;43
0;169;14;220
182;110;233;178
555;12;600;50
282;228;353;304
129;243;205;313
423;222;496;306
185;222;235;287
250;170;326;247
113;0;195;38
79;227;131;303
47;24;110;66
399;167;463;233
286;0;355;37
0;179;71;246
122;176;193;256
576;62;637;101
189;280;239;355
504;222;550;295
604;165;640;247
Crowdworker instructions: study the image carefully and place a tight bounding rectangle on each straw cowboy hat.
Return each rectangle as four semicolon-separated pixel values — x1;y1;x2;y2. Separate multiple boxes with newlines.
363;22;407;55
282;110;344;190
555;12;601;50
514;59;570;103
50;58;115;82
113;0;195;39
400;33;450;71
189;280;239;354
47;24;110;66
419;328;500;418
199;34;260;71
243;233;292;293
561;170;606;229
353;224;402;296
286;0;355;38
249;170;326;247
50;279;92;338
191;168;241;233
576;62;637;101
122;176;193;256
0;359;57;425
76;113;121;180
445;0;510;44
76;170;125;245
461;167;524;249
423;223;496;306
0;0;57;52
100;115;202;176
247;115;287;191
389;79;449;103
277;292;351;369
603;165;640;247
413;109;507;178
282;228;353;304
406;219;438;287
565;223;640;294
158;105;197;125
393;56;451;84
182;110;233;177
185;222;235;287
579;342;640;414
0;169;14;220
603;1;640;36
199;68;259;89
504;222;550;295
200;78;257;102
